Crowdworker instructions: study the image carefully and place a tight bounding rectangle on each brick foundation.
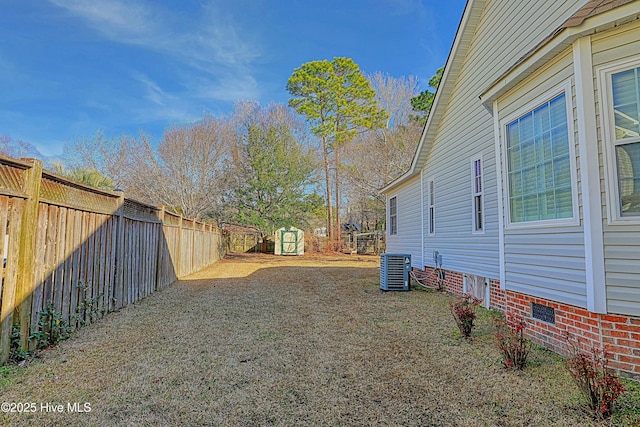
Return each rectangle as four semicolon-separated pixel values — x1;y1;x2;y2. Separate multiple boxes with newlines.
420;266;640;379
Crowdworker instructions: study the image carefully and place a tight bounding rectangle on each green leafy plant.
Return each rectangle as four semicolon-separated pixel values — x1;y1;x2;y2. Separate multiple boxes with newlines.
449;294;482;338
493;311;531;370
30;303;72;349
9;323;30;362
565;336;625;419
74;282;104;326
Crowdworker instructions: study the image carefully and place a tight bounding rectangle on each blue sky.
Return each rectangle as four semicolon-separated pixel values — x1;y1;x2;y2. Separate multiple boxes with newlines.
0;0;466;157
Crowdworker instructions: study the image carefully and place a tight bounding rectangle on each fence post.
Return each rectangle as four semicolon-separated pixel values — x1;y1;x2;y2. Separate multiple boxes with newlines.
177;215;183;278
155;206;165;290
113;191;125;310
15;159;43;351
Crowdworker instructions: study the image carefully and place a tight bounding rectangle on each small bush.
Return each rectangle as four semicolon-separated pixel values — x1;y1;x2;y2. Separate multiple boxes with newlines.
493;312;531;370
74;282;104;327
29;303;72;349
9;323;30;362
565;337;624;419
449;294;482;338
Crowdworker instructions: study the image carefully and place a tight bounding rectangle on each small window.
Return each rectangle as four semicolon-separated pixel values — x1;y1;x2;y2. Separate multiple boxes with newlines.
472;157;484;232
428;178;435;235
389;196;397;235
505;93;574;223
611;66;640;217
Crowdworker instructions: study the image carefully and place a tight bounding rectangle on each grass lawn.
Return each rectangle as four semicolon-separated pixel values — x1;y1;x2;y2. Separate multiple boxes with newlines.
1;253;638;426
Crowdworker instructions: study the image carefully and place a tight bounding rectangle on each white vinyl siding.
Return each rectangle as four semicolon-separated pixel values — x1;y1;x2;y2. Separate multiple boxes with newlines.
385;0;583;281
385;176;423;268
417;0;580;280
496;50;588;308
593;19;640;316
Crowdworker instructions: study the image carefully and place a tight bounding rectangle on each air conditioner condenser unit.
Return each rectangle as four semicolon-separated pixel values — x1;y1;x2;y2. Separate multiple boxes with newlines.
380;253;411;291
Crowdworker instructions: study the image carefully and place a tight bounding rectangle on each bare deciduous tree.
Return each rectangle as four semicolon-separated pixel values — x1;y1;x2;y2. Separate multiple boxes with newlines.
65;118;233;221
0;136;43;159
342;73;423;229
64;131;145;191
132;117;233;220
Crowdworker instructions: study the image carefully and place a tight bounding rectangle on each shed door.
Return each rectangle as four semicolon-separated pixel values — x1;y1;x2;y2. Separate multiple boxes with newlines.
281;230;298;254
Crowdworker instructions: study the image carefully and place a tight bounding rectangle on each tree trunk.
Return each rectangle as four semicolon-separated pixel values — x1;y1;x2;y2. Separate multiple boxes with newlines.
334;146;341;251
322;135;333;243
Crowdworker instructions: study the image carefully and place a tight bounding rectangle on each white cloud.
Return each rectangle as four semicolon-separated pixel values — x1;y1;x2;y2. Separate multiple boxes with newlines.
131;71;173;106
48;0;156;42
48;0;263;104
48;0;262;68
190;73;260;103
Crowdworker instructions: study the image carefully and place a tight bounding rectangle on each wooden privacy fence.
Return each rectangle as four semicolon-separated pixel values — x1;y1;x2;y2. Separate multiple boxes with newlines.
0;155;228;363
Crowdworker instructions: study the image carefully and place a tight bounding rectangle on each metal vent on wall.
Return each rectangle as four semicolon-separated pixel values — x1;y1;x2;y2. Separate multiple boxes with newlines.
531;302;555;324
380;254;411;291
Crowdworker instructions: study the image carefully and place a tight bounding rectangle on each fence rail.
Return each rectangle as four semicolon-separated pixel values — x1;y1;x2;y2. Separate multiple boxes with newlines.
0;155;227;363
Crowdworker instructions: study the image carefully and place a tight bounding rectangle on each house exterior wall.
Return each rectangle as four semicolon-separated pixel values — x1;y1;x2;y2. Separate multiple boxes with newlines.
385;175;423;268
591;19;640;316
386;0;585;281
494;48;589;309
383;0;640;376
424;264;640;379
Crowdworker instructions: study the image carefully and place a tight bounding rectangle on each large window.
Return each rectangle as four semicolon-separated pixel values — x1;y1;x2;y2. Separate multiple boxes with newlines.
389;196;397;235
611;66;640;217
472;157;484;233
505;93;574;224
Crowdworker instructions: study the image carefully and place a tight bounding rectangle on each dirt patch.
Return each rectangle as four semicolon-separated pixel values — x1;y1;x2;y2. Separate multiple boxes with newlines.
0;254;636;426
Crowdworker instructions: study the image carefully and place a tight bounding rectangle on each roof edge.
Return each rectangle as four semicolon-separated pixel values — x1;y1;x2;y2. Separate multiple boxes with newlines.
380;0;484;194
480;0;640;108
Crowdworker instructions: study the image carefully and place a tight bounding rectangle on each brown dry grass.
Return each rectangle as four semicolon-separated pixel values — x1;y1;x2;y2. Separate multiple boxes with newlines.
0;253;638;426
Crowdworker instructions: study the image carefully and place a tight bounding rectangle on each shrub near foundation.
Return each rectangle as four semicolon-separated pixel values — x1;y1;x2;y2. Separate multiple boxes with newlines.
449;294;482;338
565;337;625;419
493;311;531;370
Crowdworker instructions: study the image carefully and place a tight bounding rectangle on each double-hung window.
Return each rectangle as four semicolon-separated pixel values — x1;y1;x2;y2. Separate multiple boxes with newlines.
472;157;484;233
389;196;397;235
428;178;435;235
505;92;575;225
601;61;640;219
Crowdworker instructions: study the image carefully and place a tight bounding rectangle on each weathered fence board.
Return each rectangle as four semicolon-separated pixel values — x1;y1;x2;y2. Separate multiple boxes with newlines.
0;156;228;363
0;197;23;360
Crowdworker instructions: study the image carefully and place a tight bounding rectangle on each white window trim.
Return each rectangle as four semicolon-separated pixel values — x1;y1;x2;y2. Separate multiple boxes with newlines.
388;194;398;236
574;36;606;314
493;100;506;290
471;155;485;234
499;80;580;230
597;55;640;225
427;177;435;236
420;169;425;267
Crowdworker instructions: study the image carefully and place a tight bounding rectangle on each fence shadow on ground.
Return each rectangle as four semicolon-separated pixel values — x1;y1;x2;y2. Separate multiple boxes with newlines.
0;155;227;363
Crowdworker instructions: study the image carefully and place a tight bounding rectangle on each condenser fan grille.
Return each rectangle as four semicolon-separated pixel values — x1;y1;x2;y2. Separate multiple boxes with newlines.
380;254;411;291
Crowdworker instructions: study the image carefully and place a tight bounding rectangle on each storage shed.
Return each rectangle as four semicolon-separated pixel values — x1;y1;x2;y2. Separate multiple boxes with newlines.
274;226;304;255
